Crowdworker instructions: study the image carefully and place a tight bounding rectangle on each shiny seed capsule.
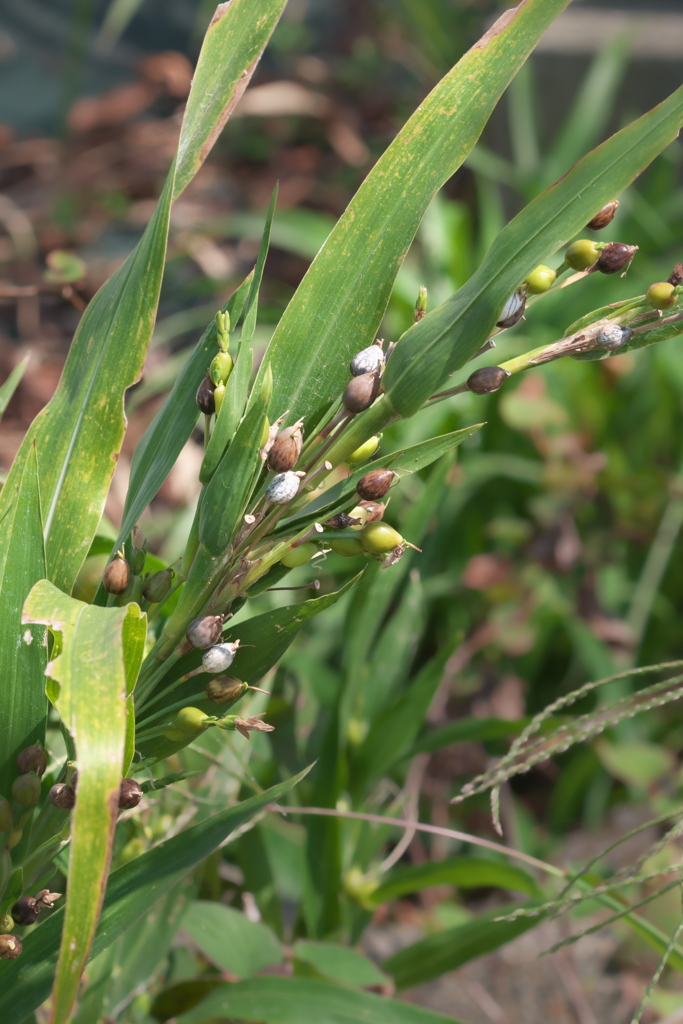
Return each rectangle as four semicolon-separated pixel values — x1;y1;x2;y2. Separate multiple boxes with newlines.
49;783;76;810
496;290;526;328
360;521;403;554
12;772;41;807
0;935;22;959
647;281;676;309
267;425;303;473
142;568;174;604
343;371;381;414
466;366;510;395
594;242;637;275
205;676;247;705
266;471;301;505
356;468;395;501
173;706;211;738
16;743;47;777
11;898;38;927
586;199;619;231
118;778;143;809
596;324;633;350
103;557;131;595
350;343;384;377
347;435;380;465
281;541;318;568
524;265;556;294
196;376;216;415
202;642;240;673
565;239;601;271
328;537;366;557
186;614;224;650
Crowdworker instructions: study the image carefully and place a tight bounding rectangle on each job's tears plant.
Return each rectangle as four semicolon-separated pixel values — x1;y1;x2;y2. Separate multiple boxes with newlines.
1;0;683;1020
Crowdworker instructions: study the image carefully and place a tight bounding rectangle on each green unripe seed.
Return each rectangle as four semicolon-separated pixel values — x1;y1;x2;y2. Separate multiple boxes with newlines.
162;725;186;743
0;913;14;934
213;383;226;416
360;521;403;554
346;435;381;465
348;506;368;530
210;351;234;386
646;281;676;309
565;239;601;271
12;771;41;807
281;542;318;568
328;537;365;557
524;265;557;294
173;706;211;738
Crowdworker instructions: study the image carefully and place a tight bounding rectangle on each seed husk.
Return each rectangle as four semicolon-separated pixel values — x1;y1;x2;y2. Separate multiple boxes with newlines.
16;742;47;777
593;242;638;275
667;262;683;287
206;676;247;705
350;342;384;377
596;324;632;350
118;778;143;809
467;366;510;395
11;897;39;926
324;512;362;530
202;641;241;673
496;290;526;328
266;471;302;505
49;783;76;810
186;614;224;649
0;934;22;959
359;501;386;522
586;200;619;230
356;468;395;501
196;376;216;415
343;370;381;414
103;557;131;595
267;424;303;473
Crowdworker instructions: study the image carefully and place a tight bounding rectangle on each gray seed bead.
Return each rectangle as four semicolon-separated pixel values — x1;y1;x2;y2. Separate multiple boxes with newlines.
596;324;632;350
266;471;301;505
202;644;237;673
496;290;526;328
350;344;384;377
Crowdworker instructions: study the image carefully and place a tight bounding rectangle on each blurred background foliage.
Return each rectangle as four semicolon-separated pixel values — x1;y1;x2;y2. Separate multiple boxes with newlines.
3;0;683;1019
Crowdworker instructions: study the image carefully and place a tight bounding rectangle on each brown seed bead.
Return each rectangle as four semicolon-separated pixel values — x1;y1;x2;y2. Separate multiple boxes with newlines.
668;263;683;287
16;742;47;777
11;897;39;926
196;376;216;415
466;366;511;395
586;199;619;230
267;425;303;473
206;675;247;705
0;935;22;959
359;501;386;522
342;371;381;414
594;242;638;275
186;614;224;650
49;783;76;810
103;557;131;595
118;778;143;810
356;469;395;501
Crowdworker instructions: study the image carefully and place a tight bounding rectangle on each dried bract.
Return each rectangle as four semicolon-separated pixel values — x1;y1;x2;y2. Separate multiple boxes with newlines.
586;199;619;230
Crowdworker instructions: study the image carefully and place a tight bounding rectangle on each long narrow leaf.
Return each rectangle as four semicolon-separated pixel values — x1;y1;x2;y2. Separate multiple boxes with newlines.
0;768;310;1024
22;581;146;1024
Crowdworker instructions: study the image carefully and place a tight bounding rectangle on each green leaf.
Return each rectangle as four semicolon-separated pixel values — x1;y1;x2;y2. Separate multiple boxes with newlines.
22;580;146;1024
173;0;287;200
181;901;283;977
381;84;683;419
595;739;674;789
0;355;29;421
257;0;572;433
385;904;544;989
292;941;390;990
175;976;465;1024
0;445;46;799
108;273;253;595
0;769;310;1024
370;856;541;906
